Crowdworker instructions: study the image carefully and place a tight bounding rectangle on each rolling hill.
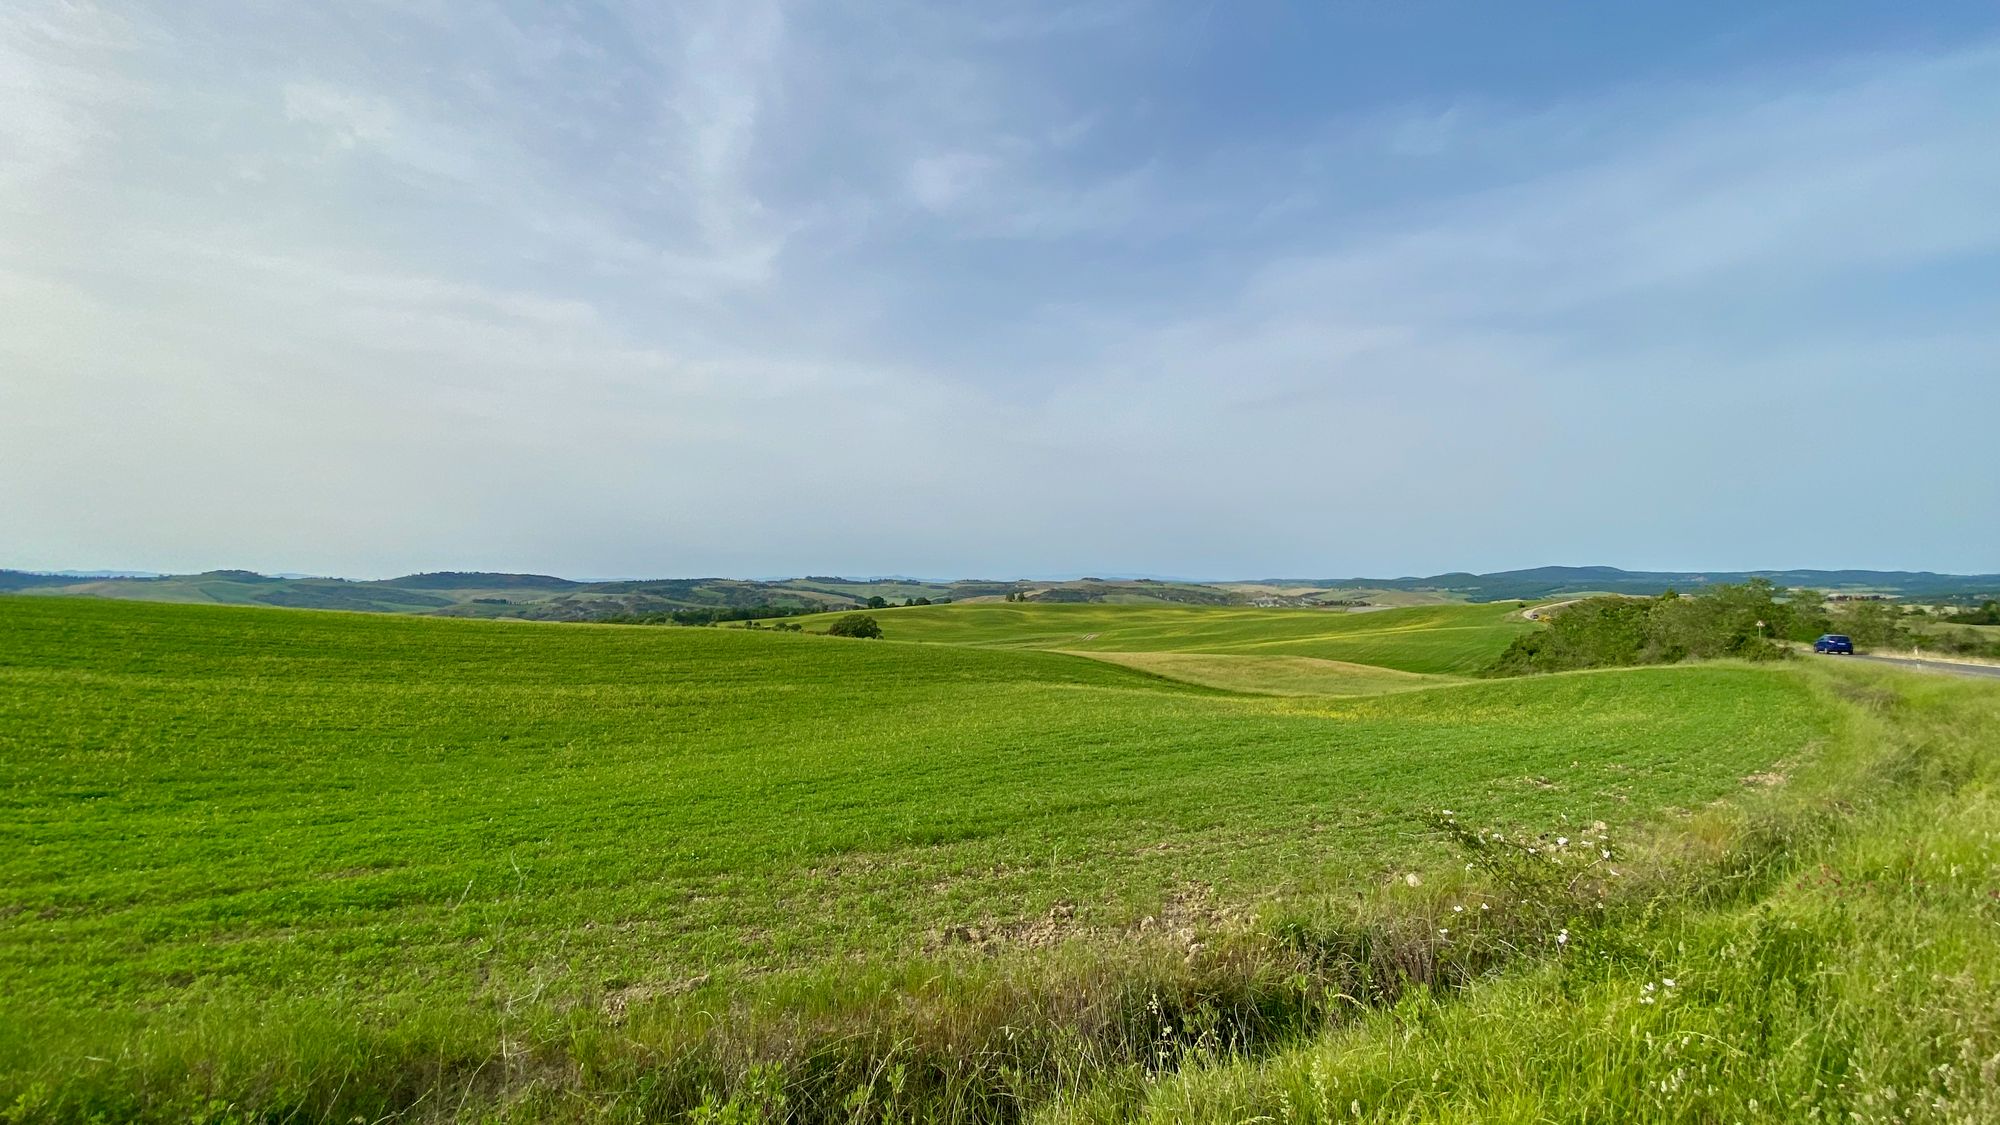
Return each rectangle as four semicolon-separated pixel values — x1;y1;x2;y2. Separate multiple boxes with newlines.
3;565;1995;623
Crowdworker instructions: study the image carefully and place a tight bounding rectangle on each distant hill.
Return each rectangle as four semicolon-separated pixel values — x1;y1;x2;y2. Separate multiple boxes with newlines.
5;565;1996;621
0;571;94;592
1264;566;2000;602
382;572;581;590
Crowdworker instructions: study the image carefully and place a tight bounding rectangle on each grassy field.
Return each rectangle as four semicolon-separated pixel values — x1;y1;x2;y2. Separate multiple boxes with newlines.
784;602;1535;676
1062;652;1444;696
3;597;1801;998
1;595;1992;1123
3;596;1817;1118
1044;667;2000;1125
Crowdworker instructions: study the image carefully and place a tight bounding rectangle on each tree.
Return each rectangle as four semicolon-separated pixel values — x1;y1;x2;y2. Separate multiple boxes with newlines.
1488;582;1792;675
1784;589;1832;641
913;597;932;606
1948;599;2000;626
826;613;882;639
866;595;889;610
1832;600;1906;648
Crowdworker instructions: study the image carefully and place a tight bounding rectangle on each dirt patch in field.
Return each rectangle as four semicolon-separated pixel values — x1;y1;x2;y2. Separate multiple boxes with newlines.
1131;883;1252;955
929;901;1083;952
601;974;713;1021
925;884;1253;957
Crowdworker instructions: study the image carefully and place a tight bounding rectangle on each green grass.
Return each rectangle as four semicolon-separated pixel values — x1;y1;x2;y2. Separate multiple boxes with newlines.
786;602;1534;676
1;598;1806;1004
1042;667;2000;1125
13;595;1993;1125
1062;652;1449;696
0;596;1828;1121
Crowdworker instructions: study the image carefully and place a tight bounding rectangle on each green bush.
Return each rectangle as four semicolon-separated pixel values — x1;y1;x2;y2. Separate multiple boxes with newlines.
1490;582;1797;675
825;614;882;639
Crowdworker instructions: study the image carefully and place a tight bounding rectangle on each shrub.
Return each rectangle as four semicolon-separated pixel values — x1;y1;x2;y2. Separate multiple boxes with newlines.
1829;600;1908;648
825;614;882;639
1946;599;2000;625
1490;582;1793;675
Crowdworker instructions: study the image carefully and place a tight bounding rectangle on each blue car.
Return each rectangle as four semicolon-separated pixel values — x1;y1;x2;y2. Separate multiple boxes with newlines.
1814;634;1855;655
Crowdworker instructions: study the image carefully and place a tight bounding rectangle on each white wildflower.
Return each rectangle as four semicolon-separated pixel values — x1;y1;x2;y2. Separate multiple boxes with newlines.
1453;904;1464;912
1557;929;1569;946
1405;873;1421;887
1557;836;1569;847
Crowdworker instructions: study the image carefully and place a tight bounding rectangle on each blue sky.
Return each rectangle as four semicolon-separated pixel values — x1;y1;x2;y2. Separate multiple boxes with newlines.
3;1;1996;579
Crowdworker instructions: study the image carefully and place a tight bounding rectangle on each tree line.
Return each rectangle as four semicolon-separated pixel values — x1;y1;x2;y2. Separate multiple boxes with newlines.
1487;580;1994;675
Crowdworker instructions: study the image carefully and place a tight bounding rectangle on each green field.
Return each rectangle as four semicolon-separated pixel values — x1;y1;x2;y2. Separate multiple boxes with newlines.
2;595;1994;1123
4;598;1799;1001
785;602;1535;676
1046;668;2000;1125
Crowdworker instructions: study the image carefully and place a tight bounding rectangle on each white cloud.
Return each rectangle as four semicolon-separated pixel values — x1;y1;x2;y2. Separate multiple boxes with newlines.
0;3;140;190
908;151;998;212
1;5;1996;576
656;0;788;276
283;82;397;152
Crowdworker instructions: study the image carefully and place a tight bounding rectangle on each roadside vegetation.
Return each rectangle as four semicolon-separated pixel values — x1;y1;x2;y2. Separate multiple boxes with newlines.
1488;582;1802;673
1489;579;2000;673
1;593;1994;1123
1044;666;2000;1124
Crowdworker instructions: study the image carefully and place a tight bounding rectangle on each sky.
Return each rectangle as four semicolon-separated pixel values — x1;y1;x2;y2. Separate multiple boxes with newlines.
4;1;1998;581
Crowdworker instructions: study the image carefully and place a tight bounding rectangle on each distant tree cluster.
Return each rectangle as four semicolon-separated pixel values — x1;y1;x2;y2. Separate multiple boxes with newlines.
826;614;882;639
1489;580;1905;675
1947;600;2000;626
594;604;822;627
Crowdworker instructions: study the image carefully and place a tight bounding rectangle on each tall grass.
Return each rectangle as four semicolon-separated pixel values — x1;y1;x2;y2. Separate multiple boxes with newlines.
1042;666;2000;1124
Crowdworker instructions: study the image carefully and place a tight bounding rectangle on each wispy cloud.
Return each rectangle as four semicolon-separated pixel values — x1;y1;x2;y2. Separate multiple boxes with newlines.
2;3;1996;576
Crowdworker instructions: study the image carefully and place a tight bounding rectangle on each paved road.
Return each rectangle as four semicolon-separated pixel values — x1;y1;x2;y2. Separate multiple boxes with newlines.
1846;653;2000;680
1522;599;1583;621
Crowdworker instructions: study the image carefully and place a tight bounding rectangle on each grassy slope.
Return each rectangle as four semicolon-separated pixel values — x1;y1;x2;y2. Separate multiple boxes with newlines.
1213;585;1463;608
1917;620;2000;645
1045;666;2000;1125
1066;652;1442;696
788;602;1534;676
1;598;1820;1106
